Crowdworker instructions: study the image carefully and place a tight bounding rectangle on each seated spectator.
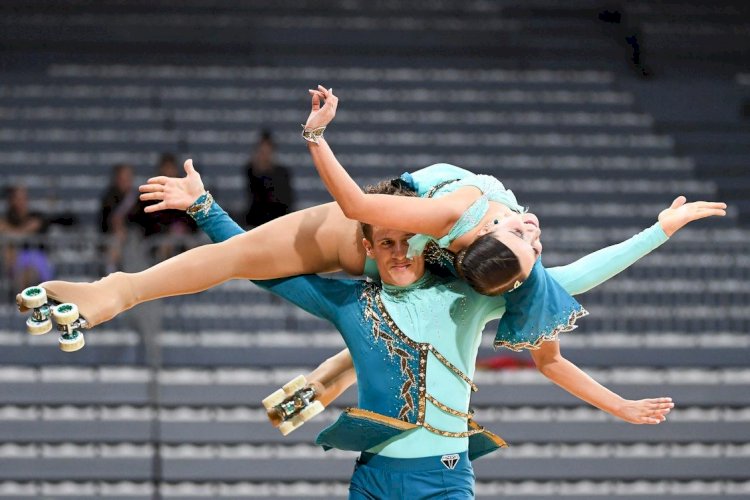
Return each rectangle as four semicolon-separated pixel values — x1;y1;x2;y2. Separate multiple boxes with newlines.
146;153;197;260
100;163;149;272
0;186;53;294
245;130;294;227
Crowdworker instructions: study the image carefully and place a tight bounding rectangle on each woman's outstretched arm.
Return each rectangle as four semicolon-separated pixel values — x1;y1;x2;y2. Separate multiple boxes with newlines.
548;196;726;295
304;86;465;238
529;340;673;424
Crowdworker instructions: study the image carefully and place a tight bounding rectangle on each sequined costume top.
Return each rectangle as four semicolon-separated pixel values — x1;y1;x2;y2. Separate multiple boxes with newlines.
191;197;669;459
400;163;524;257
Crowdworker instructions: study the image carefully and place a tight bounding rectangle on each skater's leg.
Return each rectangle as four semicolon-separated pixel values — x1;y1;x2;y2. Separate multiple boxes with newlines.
25;203;365;327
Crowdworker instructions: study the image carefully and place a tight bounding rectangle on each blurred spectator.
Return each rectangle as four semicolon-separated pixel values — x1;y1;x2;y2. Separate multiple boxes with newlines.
100;163;149;272
0;186;53;293
245;130;294;227
145;153;197;260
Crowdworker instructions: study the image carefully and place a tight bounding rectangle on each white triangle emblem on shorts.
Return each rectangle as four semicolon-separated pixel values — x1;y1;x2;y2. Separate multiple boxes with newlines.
441;454;460;470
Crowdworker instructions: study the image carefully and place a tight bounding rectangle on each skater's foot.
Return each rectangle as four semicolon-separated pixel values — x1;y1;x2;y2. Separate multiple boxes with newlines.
16;272;137;328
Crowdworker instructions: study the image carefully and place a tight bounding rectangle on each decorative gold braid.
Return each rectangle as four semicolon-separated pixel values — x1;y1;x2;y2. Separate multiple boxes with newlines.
362;284;417;422
421;421;485;438
372;292;421;350
469;419;508;448
417;349;427;423
425;393;472;419
346;407;418;431
364;284;480;433
428;347;478;392
494;308;589;352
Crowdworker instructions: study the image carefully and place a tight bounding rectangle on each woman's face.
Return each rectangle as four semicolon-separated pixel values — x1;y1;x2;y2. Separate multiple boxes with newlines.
478;212;543;277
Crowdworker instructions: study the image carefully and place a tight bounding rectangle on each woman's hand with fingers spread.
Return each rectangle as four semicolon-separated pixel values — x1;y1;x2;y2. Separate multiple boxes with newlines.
658;196;727;237
615;397;674;425
305;85;339;131
139;159;206;213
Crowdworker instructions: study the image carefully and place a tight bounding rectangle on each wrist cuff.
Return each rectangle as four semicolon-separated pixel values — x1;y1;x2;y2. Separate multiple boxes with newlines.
301;124;326;143
186;191;213;220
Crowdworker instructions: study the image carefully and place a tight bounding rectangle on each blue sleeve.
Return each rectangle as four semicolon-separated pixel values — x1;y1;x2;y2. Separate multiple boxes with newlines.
547;222;669;296
190;197;245;243
254;275;358;323
190;196;357;323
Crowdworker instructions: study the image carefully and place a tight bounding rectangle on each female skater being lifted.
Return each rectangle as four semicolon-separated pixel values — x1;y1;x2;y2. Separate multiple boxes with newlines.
17;86;565;344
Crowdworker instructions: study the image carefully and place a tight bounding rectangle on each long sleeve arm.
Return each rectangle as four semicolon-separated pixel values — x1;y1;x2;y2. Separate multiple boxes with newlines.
190;198;245;243
547;222;668;296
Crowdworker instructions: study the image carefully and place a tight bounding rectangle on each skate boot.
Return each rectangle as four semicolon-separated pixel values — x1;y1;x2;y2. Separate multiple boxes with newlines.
18;286;87;352
262;375;325;436
16;273;137;351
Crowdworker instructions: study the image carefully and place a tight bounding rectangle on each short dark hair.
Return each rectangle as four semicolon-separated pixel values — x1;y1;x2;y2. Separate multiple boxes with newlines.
360;178;417;242
454;235;523;296
158;152;177;167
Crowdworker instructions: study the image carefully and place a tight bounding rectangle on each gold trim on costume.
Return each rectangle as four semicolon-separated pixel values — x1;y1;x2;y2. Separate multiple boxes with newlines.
421;421;485;438
493;308;589;352
469;419;509;448
426;393;472;419
345;407;418;431
362;283;479;435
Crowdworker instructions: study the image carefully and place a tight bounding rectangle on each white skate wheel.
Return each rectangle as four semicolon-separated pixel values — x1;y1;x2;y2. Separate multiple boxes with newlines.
59;332;85;352
279;417;304;436
262;388;288;410
21;286;47;309
26;318;52;336
52;303;79;325
298;400;325;422
282;374;307;396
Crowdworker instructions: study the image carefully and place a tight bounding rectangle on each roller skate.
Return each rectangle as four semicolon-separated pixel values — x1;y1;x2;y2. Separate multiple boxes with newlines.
17;286;87;352
262;375;325;436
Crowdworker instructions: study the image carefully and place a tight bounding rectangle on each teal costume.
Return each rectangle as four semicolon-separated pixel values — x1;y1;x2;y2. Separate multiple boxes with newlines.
190;193;667;472
188;166;669;498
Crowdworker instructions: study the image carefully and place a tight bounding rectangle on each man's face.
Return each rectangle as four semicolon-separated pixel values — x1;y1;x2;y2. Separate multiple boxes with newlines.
362;226;426;287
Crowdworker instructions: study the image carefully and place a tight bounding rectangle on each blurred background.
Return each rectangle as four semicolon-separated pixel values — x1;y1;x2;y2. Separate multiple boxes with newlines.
0;0;749;498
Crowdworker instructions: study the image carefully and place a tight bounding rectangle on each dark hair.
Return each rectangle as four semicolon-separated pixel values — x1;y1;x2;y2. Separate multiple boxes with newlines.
259;129;274;146
360;178;417;242
454;234;522;296
158;152;177;167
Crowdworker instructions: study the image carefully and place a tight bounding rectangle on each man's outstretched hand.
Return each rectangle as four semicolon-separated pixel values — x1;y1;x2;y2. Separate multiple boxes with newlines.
139;159;206;213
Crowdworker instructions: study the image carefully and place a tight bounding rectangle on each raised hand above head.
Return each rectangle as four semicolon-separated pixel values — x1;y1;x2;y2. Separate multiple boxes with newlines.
658;196;727;237
305;85;338;132
138;159;206;213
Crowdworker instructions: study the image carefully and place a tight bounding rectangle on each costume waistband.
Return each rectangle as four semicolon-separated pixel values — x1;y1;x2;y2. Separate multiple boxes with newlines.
358;451;470;472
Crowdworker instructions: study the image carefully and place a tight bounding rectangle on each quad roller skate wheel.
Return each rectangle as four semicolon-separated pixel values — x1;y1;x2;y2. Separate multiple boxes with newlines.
277;401;325;436
52;304;79;325
20;286;47;309
279;415;304;436
26;317;52;336
59;331;85;352
298;400;324;421
282;375;307;394
262;388;288;410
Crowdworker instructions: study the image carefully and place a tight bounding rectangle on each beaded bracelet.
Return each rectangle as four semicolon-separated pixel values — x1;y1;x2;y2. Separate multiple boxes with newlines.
301;124;326;144
186;191;214;220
